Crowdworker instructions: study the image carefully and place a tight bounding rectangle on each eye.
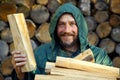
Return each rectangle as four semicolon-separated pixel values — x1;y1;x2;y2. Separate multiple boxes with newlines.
70;22;76;27
58;22;65;28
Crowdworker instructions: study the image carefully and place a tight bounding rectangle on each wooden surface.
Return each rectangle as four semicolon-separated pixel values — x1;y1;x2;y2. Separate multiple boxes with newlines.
55;56;120;78
7;13;36;72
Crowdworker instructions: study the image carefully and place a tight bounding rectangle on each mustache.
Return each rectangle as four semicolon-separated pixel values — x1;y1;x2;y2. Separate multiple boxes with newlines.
59;32;75;36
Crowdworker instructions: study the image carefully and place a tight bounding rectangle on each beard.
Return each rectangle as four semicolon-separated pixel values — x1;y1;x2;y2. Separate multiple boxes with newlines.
58;32;78;48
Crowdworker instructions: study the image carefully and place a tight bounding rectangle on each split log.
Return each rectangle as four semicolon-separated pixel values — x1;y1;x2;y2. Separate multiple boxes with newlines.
36;0;48;5
111;0;120;14
96;22;112;38
30;39;38;51
91;0;110;4
88;31;99;45
1;28;13;43
99;38;116;54
55;56;120;78
0;3;16;22
109;14;120;27
26;19;36;38
95;1;108;10
9;42;15;53
0;21;7;31
94;11;109;23
57;0;77;5
1;56;13;76
30;5;50;24
113;57;120;68
35;23;51;43
7;13;36;72
115;43;120;56
51;67;117;80
47;0;60;13
78;0;91;15
0;40;9;61
0;73;4;80
85;16;97;31
111;27;120;42
16;4;30;18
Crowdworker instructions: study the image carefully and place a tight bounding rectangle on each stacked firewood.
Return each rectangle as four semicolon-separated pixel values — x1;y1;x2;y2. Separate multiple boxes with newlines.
0;0;120;79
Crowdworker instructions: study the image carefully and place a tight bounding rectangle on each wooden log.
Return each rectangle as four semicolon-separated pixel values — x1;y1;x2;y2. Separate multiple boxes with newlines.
91;0;110;4
47;0;60;13
35;23;51;43
26;19;36;38
1;28;13;43
30;39;38;51
99;38;116;54
109;14;120;27
95;1;108;10
55;56;120;78
115;43;120;56
30;5;50;24
96;22;112;38
16;4;30;18
78;0;91;15
111;0;120;14
0;40;9;61
1;56;13;76
9;42;15;53
0;3;16;22
57;0;77;5
88;31;99;46
111;27;120;42
85;16;97;31
36;0;48;5
0;21;7;31
7;13;36;72
94;11;109;23
51;67;117;80
14;0;34;9
113;57;120;68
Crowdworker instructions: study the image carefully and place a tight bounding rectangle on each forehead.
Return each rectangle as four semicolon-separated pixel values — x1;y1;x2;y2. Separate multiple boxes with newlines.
58;14;75;22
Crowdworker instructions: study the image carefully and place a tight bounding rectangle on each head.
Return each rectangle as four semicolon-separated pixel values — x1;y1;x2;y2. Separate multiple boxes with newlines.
57;13;78;48
49;3;88;52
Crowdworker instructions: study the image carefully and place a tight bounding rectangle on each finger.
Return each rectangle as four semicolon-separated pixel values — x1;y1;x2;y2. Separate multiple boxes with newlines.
14;53;26;58
16;62;26;67
14;57;27;62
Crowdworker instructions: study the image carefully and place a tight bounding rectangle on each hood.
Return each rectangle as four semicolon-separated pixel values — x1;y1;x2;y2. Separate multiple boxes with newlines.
49;3;89;52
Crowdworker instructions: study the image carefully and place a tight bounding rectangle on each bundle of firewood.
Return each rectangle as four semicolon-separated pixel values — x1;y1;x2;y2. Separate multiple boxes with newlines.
35;56;120;80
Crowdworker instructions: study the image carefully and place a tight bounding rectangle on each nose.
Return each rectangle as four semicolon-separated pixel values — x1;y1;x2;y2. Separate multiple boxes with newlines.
64;23;71;33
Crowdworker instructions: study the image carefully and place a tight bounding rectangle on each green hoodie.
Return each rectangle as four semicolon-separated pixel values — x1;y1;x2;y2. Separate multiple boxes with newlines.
12;3;112;80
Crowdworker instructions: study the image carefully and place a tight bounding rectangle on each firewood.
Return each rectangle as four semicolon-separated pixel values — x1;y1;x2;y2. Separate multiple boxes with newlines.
96;22;112;38
0;40;9;61
78;0;91;15
16;4;30;18
9;42;15;53
26;19;36;38
88;31;99;45
0;3;16;22
111;0;120;14
113;57;120;68
35;23;51;43
1;56;13;76
57;0;77;5
85;16;97;31
14;0;34;9
30;39;38;51
99;38;116;54
95;1;108;10
30;5;50;24
94;11;109;23
111;27;120;42
109;14;120;27
0;21;7;31
55;56;120;78
36;0;48;5
1;28;13;43
7;13;36;72
115;43;120;56
47;0;60;13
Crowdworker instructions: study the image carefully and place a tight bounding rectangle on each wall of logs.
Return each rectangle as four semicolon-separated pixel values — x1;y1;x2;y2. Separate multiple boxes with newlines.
0;0;120;79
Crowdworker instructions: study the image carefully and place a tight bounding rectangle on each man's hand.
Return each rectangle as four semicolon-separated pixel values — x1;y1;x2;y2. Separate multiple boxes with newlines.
11;51;27;79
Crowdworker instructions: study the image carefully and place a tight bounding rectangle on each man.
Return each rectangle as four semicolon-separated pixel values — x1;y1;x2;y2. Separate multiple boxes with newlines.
11;3;112;80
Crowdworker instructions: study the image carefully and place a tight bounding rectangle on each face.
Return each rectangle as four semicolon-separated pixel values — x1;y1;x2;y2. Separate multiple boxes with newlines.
57;14;78;47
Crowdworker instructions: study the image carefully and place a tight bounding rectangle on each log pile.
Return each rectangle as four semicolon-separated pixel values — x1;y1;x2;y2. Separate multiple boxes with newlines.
0;0;120;79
